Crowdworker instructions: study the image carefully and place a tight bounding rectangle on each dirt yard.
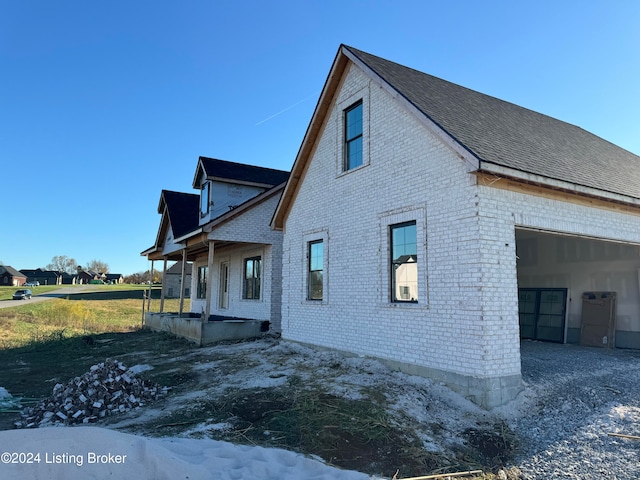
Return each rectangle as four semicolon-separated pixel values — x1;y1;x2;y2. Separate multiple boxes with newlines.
1;332;639;479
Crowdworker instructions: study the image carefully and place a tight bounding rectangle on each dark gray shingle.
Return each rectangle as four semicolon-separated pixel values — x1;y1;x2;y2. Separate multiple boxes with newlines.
345;46;640;200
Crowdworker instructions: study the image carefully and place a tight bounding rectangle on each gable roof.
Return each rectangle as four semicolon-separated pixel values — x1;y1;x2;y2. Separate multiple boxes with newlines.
0;265;26;277
159;190;200;239
19;268;60;278
344;46;640;201
193;157;290;189
272;45;640;228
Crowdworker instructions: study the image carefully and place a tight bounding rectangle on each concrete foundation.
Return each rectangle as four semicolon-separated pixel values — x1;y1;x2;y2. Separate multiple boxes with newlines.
144;312;267;346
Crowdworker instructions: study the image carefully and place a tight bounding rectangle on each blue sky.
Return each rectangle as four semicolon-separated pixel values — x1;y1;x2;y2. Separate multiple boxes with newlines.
1;1;639;275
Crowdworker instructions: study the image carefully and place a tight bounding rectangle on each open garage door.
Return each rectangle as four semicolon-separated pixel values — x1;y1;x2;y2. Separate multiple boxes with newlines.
516;228;640;348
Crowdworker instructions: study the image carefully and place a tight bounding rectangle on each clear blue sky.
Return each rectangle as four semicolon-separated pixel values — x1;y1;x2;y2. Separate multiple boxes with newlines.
1;1;639;275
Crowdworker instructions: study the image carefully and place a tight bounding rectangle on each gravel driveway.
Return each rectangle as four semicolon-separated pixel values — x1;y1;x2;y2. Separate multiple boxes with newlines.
498;341;640;479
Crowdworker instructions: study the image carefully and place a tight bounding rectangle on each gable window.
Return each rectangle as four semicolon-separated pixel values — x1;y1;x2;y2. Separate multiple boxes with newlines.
307;240;324;300
243;256;261;300
200;182;210;216
344;100;363;171
390;221;418;303
197;266;208;299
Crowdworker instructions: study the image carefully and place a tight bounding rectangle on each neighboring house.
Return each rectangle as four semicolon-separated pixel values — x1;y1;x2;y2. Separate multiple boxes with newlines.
19;268;62;286
105;273;124;284
0;266;27;286
60;272;77;285
164;262;192;298
143;157;289;332
271;45;640;408
77;270;104;284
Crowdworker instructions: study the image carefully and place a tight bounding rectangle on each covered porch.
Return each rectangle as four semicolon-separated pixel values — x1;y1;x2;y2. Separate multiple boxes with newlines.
142;230;271;346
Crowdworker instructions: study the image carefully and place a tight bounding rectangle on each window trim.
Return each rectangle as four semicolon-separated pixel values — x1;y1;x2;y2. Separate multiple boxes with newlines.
307;240;324;301
242;256;262;300
378;206;428;308
344;100;363;171
200;182;211;217
390;221;418;303
196;265;208;299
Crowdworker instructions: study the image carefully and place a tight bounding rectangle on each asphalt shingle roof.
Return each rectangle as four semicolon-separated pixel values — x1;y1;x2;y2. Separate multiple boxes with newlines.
161;190;200;239
199;157;289;187
345;46;640;200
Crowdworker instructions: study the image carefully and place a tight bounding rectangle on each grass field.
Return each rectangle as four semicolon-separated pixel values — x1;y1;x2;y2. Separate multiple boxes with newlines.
0;285;189;348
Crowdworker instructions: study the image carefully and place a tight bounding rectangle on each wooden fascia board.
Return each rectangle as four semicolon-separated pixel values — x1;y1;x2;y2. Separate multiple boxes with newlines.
477;163;640;208
475;171;640;216
272;49;349;230
192;158;206;189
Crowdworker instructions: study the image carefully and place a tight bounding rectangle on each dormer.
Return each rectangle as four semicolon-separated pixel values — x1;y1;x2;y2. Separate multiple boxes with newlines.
192;157;289;226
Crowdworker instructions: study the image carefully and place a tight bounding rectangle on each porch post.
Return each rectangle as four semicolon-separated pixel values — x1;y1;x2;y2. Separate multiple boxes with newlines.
159;257;167;313
147;260;154;312
204;241;215;321
179;248;187;315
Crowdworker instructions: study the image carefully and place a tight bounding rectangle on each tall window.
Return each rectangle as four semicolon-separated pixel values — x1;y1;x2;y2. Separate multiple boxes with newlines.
197;266;208;299
308;240;324;300
200;182;210;216
344;101;363;171
391;222;418;302
243;256;261;300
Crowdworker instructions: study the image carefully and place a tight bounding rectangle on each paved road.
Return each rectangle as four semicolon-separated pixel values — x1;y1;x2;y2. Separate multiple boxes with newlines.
0;287;92;309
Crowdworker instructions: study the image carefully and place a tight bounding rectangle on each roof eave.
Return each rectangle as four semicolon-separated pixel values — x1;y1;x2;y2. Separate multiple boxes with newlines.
272;47;350;230
478;162;640;207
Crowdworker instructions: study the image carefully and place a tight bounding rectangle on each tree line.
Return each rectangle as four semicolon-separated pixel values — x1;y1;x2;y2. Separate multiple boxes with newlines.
46;256;110;276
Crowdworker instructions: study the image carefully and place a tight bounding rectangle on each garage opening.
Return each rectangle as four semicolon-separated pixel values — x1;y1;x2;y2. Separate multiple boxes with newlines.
515;228;640;348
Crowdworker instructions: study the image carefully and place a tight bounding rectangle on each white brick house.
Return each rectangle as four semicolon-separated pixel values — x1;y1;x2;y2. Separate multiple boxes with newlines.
143;157;289;336
272;45;640;408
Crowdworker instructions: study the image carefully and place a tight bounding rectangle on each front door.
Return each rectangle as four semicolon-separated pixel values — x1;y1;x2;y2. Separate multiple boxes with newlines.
519;288;567;343
219;262;229;309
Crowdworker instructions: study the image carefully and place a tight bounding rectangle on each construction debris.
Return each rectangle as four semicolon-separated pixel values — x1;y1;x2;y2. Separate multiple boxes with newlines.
16;359;168;428
608;433;640;440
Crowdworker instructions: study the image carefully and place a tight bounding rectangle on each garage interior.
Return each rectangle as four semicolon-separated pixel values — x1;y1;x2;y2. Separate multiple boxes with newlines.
515;228;640;349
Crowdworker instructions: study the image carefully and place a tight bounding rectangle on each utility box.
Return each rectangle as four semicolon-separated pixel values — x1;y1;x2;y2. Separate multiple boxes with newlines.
580;291;617;348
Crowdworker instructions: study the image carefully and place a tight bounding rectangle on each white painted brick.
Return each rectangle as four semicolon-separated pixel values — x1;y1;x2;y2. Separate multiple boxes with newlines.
280;63;640;388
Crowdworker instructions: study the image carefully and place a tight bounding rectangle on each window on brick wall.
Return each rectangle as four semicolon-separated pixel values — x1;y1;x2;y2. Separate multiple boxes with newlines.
243;256;261;300
307;240;324;300
390;221;418;303
197;266;208;299
344;100;363;171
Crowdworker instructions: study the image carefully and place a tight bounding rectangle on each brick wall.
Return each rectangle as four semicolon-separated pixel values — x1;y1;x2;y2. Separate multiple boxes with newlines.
191;194;283;331
280;62;640;407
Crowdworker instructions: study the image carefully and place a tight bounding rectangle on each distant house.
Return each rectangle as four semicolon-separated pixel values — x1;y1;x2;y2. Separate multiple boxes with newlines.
105;273;124;284
164;262;192;298
19;268;62;286
60;272;77;285
0;266;27;286
77;270;104;284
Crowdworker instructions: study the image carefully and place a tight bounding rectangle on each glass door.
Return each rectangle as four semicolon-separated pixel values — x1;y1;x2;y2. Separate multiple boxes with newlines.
518;288;567;343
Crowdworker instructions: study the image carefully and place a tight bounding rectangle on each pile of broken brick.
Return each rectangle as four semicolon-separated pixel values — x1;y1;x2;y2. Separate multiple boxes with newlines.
16;359;168;428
